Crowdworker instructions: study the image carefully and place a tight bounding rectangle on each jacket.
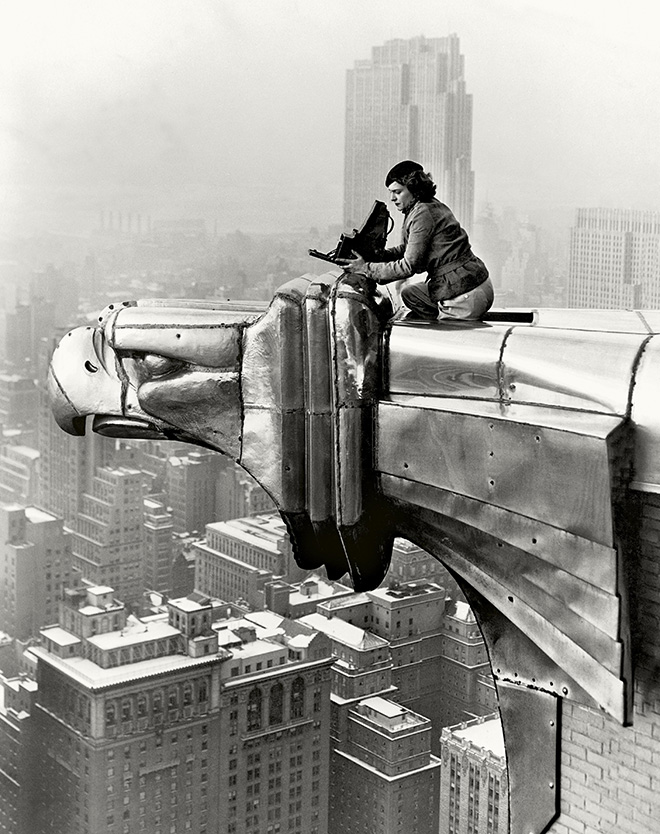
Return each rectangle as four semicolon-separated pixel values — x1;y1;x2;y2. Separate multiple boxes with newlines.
364;199;486;300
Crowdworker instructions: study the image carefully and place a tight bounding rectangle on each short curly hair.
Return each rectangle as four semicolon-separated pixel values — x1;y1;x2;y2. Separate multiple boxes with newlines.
399;169;437;201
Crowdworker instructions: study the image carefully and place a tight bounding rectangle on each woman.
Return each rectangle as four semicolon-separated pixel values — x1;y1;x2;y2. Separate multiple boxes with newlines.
337;160;494;321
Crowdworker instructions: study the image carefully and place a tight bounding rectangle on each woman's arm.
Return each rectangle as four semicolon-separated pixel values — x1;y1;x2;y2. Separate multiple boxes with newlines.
340;206;434;284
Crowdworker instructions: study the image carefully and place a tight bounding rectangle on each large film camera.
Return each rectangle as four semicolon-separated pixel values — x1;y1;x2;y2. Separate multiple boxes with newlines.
309;200;393;264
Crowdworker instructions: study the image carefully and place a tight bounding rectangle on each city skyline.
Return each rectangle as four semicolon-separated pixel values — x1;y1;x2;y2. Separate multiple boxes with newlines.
1;0;659;240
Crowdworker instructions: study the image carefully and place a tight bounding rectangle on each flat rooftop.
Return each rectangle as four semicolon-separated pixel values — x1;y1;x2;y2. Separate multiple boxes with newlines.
452;715;505;759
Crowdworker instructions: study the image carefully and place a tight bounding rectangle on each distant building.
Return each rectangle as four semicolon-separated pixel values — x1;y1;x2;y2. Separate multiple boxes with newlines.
166;449;222;535
142;496;174;594
264;574;354;619
568;208;660;308
344;34;474;232
0;443;40;505
0;670;38;834
316;581;451;753
439;713;508;834
170;532;198;597
296;611;441;834
216;461;275;520
384;537;456;590
30;586;333;834
0;375;39;431
194;513;308;608
0;504;72;640
37;381;116;526
330;696;441;834
70;465;145;606
439;599;492;726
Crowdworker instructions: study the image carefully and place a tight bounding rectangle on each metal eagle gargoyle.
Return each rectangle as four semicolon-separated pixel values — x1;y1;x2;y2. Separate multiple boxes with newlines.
49;270;660;834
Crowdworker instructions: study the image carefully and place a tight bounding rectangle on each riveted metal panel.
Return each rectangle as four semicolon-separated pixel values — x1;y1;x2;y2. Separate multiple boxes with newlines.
399;502;627;722
380;474;618;593
501;328;647;413
378;399;623;546
630;335;660;491
105;306;245;368
498;682;560;834
386;321;506;398
304;279;335;521
241;281;309;509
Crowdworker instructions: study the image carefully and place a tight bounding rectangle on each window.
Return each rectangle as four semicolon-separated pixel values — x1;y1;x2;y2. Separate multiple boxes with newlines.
291;677;305;720
247;687;262;731
269;682;284;725
198;680;208;703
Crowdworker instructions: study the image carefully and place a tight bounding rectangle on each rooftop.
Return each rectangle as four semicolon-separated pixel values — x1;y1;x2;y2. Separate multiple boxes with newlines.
24;506;57;524
449;714;505;759
299;613;388;650
169;596;211;613
41;626;82;648
86;619;179;651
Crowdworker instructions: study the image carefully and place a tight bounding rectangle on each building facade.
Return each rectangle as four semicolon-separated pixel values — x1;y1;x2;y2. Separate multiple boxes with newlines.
0;671;38;834
194;514;308;608
30;587;333;834
568;208;660;308
166;450;222;535
70;466;145;606
439;714;508;834
142;496;174;595
0;504;72;640
344;34;475;232
330;696;440;834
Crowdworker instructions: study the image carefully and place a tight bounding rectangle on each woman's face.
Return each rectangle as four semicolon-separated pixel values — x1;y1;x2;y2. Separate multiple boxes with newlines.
387;181;415;212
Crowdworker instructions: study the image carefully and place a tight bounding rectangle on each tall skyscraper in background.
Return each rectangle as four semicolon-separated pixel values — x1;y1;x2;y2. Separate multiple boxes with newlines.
568;208;660;308
344;34;474;232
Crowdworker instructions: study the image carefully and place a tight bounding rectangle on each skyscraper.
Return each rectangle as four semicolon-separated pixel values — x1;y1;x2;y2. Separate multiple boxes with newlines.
30;586;334;834
344;35;474;232
568;208;660;308
439;713;508;834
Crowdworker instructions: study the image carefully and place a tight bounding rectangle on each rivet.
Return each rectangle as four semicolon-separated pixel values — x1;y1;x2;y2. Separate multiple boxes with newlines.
562;687;568;695
550;720;555;727
509;383;516;391
549;782;554;790
403;462;409;469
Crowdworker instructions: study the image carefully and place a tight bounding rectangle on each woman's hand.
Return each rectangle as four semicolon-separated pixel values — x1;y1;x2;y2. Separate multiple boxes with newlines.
335;251;367;274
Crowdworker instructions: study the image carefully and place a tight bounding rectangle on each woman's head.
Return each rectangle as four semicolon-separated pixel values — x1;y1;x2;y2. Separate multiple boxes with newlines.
385;160;437;205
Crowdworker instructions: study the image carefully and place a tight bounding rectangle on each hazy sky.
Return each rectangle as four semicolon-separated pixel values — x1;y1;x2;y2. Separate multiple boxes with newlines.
1;0;659;235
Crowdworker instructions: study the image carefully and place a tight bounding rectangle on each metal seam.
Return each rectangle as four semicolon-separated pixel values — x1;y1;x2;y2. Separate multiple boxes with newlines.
625;333;654;420
496;326;516;404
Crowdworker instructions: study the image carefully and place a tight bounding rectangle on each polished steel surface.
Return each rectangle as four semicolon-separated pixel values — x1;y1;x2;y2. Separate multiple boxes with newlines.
379;474;618;592
378;398;624;546
497;682;560;834
387;323;505;399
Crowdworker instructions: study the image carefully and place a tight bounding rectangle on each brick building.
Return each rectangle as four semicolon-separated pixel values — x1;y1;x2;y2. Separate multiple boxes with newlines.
439;713;508;834
29;586;334;834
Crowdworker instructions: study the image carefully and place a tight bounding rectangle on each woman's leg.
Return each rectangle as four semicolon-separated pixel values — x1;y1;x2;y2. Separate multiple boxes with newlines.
400;281;439;319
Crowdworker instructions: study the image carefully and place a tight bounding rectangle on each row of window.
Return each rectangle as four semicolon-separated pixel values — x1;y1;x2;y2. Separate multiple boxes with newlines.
105;680;209;726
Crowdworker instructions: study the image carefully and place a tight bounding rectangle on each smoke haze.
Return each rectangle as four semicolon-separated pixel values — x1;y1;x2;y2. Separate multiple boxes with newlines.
1;0;659;235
